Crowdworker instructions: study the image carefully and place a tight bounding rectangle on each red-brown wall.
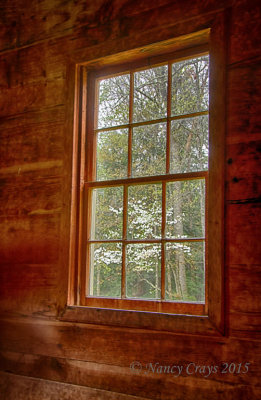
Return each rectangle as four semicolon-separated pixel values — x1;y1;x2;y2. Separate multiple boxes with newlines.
0;0;260;398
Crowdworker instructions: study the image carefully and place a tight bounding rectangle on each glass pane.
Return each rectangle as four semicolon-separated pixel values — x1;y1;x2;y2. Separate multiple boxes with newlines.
127;184;162;239
171;55;209;116
170;115;208;173
126;243;161;299
98;74;130;128
91;186;123;240
165;241;205;302
89;243;122;297
133;65;168;122
132;123;166;177
96;129;128;181
166;180;205;238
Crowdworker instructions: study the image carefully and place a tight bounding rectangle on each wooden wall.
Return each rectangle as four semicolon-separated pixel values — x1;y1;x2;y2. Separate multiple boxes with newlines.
0;0;260;398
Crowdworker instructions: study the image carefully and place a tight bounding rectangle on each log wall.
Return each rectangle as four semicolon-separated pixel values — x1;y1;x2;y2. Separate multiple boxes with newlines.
0;0;260;398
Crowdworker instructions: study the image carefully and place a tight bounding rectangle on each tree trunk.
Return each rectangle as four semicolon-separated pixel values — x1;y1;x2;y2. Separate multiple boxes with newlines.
170;129;188;298
173;180;187;299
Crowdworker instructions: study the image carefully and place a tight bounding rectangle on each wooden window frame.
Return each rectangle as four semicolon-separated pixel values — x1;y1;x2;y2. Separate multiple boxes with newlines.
84;52;209;315
63;16;226;336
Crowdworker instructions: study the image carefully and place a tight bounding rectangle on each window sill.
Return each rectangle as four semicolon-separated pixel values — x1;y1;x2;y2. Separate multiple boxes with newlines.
59;305;224;336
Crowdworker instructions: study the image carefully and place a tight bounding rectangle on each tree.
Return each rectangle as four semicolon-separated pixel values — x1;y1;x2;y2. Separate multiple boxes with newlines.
90;56;209;302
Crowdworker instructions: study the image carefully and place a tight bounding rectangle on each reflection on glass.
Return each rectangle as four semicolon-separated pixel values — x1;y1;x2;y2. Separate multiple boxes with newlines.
91;186;123;240
127;184;162;239
96;129;128;181
166;179;205;238
98;74;130;128
170;115;208;173
89;243;122;297
171;55;209;116
133;65;168;122
126;243;161;299
165;241;205;302
132;123;166;177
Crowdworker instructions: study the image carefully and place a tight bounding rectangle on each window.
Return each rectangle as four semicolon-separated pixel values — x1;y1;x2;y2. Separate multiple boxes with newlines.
67;26;225;334
83;53;209;315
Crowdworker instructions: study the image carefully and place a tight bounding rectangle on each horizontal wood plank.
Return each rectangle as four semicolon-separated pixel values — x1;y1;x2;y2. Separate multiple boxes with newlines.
0;78;65;118
0;264;60;316
0;351;260;400
0;105;65;130
0;124;64;169
0;371;151;400
0;215;60;264
0;44;65;89
0;0;228;54
0;317;259;367
0;169;62;216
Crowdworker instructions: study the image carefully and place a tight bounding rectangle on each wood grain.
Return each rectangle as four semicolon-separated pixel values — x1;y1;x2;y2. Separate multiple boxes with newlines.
0;215;60;264
0;319;261;398
227;63;261;139
226;203;261;266
229;0;261;65
226;141;261;202
0;317;260;370
0;371;151;400
0;170;62;216
0;355;261;400
0;0;260;398
0;79;65;118
0;125;64;169
0;349;260;394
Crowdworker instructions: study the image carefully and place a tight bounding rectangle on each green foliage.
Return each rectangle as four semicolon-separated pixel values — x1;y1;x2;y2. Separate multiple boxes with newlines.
90;55;209;303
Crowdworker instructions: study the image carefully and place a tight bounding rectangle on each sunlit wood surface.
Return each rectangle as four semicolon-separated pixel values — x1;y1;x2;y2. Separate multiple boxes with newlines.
0;0;261;399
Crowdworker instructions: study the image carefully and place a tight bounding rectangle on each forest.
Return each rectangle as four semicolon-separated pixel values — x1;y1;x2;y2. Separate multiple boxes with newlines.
88;55;209;304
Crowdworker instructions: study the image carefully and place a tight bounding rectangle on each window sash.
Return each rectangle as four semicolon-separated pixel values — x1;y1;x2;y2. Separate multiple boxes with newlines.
85;177;207;307
84;49;209;312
